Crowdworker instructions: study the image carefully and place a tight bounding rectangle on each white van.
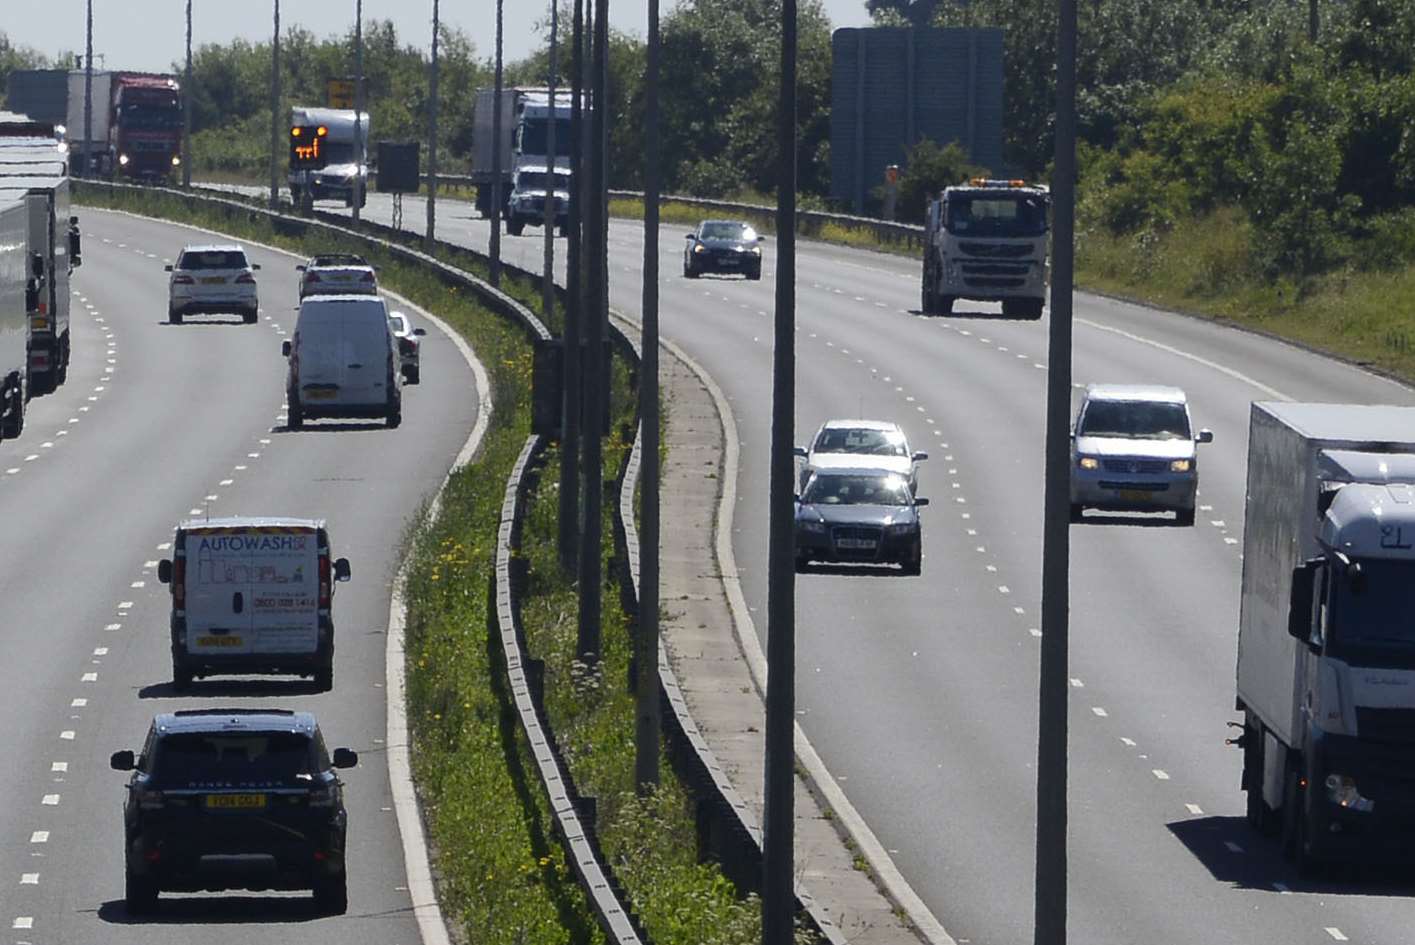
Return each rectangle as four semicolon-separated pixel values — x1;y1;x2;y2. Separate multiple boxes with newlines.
157;517;351;690
283;294;401;428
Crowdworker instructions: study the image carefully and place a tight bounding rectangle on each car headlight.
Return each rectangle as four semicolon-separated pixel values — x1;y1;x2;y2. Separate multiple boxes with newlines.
885;521;915;534
171;155;181;166
694;244;706;253
1325;774;1375;812
798;520;826;534
1170;459;1192;472
118;153;130;166
1077;456;1099;470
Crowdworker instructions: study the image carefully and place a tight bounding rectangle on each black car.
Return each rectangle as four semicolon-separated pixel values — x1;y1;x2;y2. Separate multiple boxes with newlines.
683;220;764;280
111;709;358;915
794;469;928;574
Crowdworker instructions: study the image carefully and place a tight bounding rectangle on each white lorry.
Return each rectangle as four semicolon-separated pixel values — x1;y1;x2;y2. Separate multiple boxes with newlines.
287;107;370;210
0;196;27;440
1235;402;1415;871
921;178;1050;318
157;518;352;691
472;88;574;219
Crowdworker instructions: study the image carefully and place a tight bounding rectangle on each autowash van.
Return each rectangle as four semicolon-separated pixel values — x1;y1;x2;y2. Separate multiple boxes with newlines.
157;517;351;691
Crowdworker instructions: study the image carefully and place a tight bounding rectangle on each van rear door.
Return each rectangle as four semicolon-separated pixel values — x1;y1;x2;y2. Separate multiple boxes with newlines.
183;527;257;657
248;526;320;654
183;525;321;657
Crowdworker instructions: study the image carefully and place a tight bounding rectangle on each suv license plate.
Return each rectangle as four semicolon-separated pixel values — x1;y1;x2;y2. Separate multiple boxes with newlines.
837;538;876;550
205;794;266;810
197;635;242;647
719;258;740;266
200;276;226;284
1119;489;1150;502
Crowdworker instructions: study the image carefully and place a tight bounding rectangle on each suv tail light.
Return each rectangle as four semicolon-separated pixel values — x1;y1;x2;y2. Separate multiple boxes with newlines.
309;783;338;808
235;273;257;284
318;554;331;609
135;786;166;810
172;556;186;607
171;274;195;285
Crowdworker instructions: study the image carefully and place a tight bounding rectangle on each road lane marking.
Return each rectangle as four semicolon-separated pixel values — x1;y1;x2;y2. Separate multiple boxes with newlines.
1092;707;1108;717
20;873;37;884
59;731;74;741
1325;930;1348;942
41;795;58;806
50;763;66;773
104;623;121;631
1120;737;1136;746
1152;769;1170;780
1185;803;1203;815
12;917;33;929
29;832;46;844
70;699;86;707
80;673;97;683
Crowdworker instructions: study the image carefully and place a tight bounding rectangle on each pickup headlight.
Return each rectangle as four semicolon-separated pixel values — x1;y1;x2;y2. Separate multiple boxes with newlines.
1077;457;1099;470
1325;774;1375;812
1170;459;1192;472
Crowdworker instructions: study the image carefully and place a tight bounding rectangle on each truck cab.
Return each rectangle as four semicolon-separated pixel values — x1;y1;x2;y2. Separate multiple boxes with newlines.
921;178;1049;318
288;108;370;210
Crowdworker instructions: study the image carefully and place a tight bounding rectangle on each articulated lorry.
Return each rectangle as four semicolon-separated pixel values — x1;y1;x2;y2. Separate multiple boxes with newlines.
288;107;370;209
0;196;27;439
6;69;182;180
0;134;80;397
472;88;574;219
1235;402;1415;870
921;178;1050;319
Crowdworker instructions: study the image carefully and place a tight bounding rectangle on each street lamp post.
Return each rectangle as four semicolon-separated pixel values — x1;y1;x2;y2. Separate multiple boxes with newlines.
426;0;440;248
269;0;281;208
183;0;192;188
489;0;505;288
353;0;364;223
542;2;559;324
559;0;586;574
83;0;93;178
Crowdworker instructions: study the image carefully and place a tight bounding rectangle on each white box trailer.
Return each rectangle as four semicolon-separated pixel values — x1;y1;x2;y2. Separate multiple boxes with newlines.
0;196;27;439
158;517;351;691
1236;401;1415;869
0;170;75;394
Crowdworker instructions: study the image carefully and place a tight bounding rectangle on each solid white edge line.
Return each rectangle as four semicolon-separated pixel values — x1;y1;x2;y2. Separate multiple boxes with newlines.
81;206;475;945
656;331;957;945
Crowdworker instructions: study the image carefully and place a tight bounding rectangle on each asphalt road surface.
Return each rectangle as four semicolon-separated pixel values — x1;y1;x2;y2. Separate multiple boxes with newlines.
0;207;477;943
338;189;1415;945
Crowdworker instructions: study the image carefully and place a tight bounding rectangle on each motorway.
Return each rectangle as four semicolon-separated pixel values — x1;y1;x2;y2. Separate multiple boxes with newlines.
0;207;476;942
333;190;1415;945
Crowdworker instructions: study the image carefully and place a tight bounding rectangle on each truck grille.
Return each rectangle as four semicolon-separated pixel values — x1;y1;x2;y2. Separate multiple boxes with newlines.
1101;459;1168;474
960;242;1034;259
1356;707;1415;744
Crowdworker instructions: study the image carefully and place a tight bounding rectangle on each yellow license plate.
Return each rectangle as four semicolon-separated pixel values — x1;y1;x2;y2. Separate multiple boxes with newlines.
197;635;242;647
199;276;226;284
205;793;266;810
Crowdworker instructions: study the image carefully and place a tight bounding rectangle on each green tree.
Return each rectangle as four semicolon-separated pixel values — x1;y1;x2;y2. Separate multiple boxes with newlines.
0;32;52;101
893;138;983;223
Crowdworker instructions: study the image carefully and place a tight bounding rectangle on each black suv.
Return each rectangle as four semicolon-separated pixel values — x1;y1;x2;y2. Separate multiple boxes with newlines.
111;709;357;915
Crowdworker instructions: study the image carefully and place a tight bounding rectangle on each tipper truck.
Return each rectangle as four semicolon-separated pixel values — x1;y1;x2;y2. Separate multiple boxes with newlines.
1235;402;1415;871
921;178;1050;319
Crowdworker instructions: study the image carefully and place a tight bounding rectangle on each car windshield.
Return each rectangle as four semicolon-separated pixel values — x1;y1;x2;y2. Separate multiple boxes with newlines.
517;116;572;158
701;222;756;241
945;194;1048;237
1330;559;1415;651
149;732;317;787
516;171;571;191
802;474;912;506
118;103;181;131
178;250;249;271
311;254;366;267
815;427;907;457
1079;400;1191;439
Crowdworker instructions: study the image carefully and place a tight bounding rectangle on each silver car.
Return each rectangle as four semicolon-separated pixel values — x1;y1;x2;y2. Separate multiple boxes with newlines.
795;419;928;492
1070;384;1213;525
166;245;260;324
388;311;426;385
297;253;378;300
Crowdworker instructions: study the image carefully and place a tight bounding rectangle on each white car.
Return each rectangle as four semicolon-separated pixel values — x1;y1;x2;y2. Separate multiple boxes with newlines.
297;253;378;300
388;311;426;384
1069;384;1214;525
795;420;928;492
166;244;260;324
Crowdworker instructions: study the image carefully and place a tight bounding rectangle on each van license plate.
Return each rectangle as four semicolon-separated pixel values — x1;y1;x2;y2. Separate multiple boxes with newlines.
197;635;242;647
306;389;336;400
205;794;266;810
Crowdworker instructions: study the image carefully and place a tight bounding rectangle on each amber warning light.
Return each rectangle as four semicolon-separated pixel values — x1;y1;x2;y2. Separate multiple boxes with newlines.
290;125;329;169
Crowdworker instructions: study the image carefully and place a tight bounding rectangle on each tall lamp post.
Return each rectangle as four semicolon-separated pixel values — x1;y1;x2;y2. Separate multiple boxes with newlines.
426;0;440;247
82;0;93;178
269;0;281;208
489;0;505;288
542;2;559;324
559;0;586;573
352;0;364;223
183;0;192;187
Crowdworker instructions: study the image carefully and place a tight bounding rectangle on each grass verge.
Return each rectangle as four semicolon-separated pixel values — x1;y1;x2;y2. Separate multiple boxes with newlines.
74;182;773;944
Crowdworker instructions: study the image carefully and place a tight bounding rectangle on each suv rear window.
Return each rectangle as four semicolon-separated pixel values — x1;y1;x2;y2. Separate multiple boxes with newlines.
178;250;249;270
149;732;319;786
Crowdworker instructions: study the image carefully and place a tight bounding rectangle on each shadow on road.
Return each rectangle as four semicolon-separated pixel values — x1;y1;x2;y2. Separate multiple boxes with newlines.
97;895;324;924
1168;815;1415;895
909;306;1044;321
796;563;917;578
138;678;326;700
1072;511;1186;528
277;421;391;434
156;318;255;328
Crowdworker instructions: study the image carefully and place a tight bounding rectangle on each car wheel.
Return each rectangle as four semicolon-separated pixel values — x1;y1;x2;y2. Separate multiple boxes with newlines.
125;865;159;915
243;308;258;325
315;659;334;693
1069;503;1084;523
507;219;524;236
901;548;922;576
1176;506;1196;527
313;871;348;915
938;295;955;315
287;397;304;430
405;365;420;385
386;400;402;429
748;265;762;281
168;307;183;325
684;264;699;279
794;554;809;574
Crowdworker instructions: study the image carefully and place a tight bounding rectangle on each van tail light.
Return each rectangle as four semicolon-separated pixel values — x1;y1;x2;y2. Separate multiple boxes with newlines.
235;273;257;284
172;557;186;607
171;274;195;285
319;554;331;609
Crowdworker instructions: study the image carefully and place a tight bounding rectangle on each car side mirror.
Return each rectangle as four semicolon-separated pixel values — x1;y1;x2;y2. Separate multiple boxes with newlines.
163;264;173;272
684;233;695;239
332;748;358;769
793;446;808;458
282;340;292;358
334;557;352;582
1197;429;1214;444
757;235;768;242
915;497;930;507
1288;559;1321;643
110;750;135;771
252;264;261;271
296;264;306;271
413;328;427;337
912;451;929;462
157;559;172;584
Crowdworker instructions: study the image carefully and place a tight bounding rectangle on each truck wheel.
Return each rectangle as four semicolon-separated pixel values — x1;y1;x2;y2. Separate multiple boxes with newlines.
1069;503;1084;523
405;365;420;385
125;866;159;915
315;660;334;692
1243;725;1279;836
938;295;955;315
1026;298;1045;319
386;400;402;429
313;871;348;914
507;219;524;236
56;335;70;384
287;397;304;430
0;376;24;439
1281;766;1321;876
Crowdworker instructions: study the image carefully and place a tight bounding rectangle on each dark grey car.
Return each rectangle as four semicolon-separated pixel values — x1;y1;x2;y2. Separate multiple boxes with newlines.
683;220;764;280
794;469;928;575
